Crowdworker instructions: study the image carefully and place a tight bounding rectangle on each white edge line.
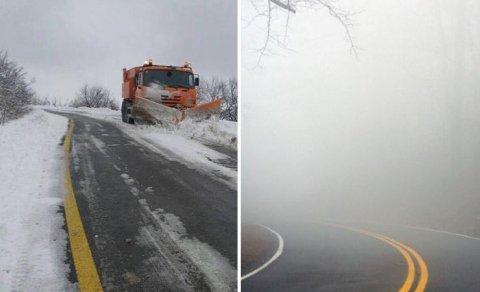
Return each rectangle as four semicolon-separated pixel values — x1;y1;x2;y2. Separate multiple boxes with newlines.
405;225;480;242
241;224;284;281
365;220;480;242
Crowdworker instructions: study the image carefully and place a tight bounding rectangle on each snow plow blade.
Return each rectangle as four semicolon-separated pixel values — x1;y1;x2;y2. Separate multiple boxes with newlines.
185;98;221;121
132;97;221;125
132;97;183;125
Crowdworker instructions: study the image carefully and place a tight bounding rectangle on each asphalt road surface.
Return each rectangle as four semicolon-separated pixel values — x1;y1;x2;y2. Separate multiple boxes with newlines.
56;112;237;291
242;221;480;291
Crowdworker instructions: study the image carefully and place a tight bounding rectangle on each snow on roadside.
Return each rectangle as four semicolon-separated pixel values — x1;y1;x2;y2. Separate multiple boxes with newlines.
52;106;237;188
176;118;237;150
0;109;74;291
119;124;237;188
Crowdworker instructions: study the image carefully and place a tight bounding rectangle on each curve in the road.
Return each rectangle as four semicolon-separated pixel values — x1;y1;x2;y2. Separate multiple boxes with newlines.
243;222;429;292
241;224;284;281
327;223;428;292
389;235;428;292
349;228;416;291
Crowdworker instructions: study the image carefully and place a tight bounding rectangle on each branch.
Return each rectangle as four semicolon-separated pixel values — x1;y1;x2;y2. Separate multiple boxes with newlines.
314;0;358;57
255;0;273;66
271;0;296;13
250;0;357;65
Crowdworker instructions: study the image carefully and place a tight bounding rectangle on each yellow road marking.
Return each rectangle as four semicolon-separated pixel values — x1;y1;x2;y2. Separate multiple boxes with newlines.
383;236;429;292
327;223;428;292
64;120;103;292
358;230;415;292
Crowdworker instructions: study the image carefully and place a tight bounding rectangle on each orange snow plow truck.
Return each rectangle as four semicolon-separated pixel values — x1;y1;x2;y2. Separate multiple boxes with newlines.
121;59;220;125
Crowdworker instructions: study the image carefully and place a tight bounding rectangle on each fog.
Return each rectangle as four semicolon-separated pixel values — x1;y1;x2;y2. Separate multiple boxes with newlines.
242;0;480;235
0;0;236;102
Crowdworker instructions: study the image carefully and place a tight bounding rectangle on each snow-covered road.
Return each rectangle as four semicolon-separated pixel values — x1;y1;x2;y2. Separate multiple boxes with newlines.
53;106;237;188
0;107;238;291
57;111;237;291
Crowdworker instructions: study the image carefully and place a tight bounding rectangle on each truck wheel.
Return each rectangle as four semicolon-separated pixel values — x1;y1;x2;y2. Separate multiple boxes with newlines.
126;102;135;124
121;100;128;123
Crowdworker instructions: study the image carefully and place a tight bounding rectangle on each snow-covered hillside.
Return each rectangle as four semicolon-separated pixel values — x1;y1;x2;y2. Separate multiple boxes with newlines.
0;109;73;291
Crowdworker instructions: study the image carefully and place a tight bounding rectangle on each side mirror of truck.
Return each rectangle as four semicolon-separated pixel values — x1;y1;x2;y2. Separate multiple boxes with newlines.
194;77;200;86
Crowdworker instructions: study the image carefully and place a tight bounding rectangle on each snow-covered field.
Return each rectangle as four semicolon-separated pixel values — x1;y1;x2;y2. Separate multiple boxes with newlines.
54;106;238;188
0;109;73;291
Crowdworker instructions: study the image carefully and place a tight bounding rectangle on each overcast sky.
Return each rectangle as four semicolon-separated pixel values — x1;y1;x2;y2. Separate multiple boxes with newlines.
0;0;237;103
242;0;480;225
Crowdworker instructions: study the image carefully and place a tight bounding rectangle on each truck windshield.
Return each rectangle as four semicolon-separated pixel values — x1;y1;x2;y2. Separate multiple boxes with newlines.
143;70;194;88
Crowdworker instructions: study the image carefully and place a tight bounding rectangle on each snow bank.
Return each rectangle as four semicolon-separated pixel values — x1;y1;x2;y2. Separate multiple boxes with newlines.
124;125;237;188
0;109;73;291
177;118;237;149
50;106;119;119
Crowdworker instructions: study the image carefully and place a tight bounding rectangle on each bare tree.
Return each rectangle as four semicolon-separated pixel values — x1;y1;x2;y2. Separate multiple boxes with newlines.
0;50;34;124
220;77;238;121
71;84;119;110
198;77;238;121
197;77;224;103
248;0;357;64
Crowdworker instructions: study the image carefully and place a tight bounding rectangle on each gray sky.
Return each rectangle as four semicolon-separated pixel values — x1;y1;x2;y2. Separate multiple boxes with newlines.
0;0;237;103
242;0;480;225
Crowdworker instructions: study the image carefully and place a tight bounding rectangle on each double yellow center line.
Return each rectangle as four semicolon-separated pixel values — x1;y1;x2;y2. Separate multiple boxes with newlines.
330;223;428;292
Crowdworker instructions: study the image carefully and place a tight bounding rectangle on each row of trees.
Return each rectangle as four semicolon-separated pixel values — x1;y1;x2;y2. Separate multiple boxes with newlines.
31;96;67;107
31;85;118;110
70;84;119;110
0;50;119;125
0;51;34;124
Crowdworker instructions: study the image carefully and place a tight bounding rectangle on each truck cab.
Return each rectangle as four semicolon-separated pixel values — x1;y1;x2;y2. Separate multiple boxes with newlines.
122;60;199;107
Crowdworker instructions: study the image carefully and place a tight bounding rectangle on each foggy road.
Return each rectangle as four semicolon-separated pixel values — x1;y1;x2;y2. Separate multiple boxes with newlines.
56;112;237;291
242;221;480;291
